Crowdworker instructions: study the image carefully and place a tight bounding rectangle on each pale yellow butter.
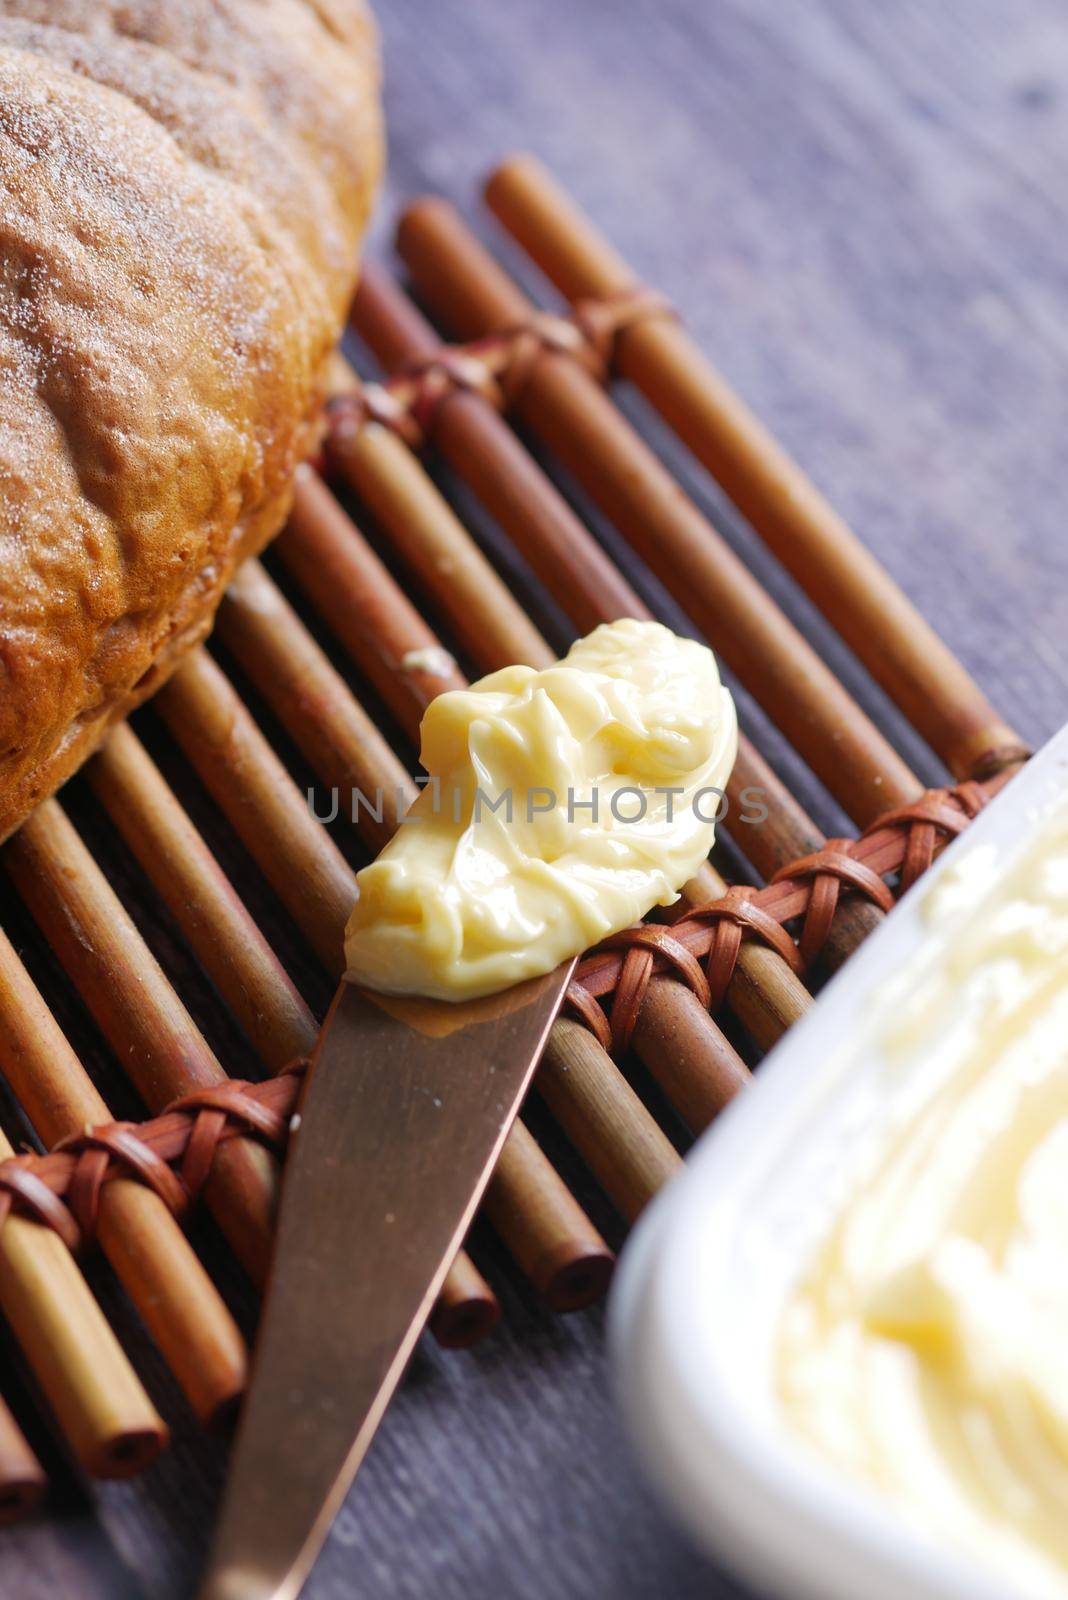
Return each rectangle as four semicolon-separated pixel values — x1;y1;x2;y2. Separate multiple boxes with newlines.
345;619;737;1000
778;805;1068;1598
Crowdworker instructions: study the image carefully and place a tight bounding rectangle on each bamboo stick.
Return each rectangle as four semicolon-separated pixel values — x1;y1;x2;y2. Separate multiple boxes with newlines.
218;559;420;819
0;1122;166;1477
90;723;317;1074
479;1120;614;1310
351;263;885;972
429;1254;500;1348
395;199;923;829
326;390;550;673
0;926;247;1426
5;802;278;1287
485;155;1027;782
329;352;553;679
157;652;611;1315
282;469;468;723
537;1021;680;1221
281;468;469;723
630;982;751;1133
0;1397;44;1522
220;560;410;856
158;650;354;976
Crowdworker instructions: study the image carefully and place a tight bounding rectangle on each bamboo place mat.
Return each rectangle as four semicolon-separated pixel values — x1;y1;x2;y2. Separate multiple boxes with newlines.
0;157;1029;1526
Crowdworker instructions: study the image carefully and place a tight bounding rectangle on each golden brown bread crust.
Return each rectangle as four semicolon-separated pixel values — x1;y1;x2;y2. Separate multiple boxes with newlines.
0;0;382;839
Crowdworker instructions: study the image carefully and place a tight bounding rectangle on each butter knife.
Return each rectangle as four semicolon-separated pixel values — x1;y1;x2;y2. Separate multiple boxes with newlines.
198;960;575;1600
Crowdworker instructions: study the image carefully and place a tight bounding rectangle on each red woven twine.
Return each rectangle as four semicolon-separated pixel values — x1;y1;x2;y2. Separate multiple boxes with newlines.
0;1065;307;1254
326;283;674;451
564;778;993;1056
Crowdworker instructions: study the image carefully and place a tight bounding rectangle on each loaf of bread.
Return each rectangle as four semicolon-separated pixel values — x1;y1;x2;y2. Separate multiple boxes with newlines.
0;0;382;840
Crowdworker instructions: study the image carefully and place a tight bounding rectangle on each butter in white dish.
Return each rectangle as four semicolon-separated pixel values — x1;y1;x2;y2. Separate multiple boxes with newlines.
345;619;737;1000
778;802;1068;1600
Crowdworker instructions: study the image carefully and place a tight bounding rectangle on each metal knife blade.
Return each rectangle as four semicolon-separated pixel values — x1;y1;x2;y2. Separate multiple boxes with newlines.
197;960;575;1600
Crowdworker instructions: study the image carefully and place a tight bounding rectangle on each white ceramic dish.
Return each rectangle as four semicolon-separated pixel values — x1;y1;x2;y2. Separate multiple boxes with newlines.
610;725;1068;1600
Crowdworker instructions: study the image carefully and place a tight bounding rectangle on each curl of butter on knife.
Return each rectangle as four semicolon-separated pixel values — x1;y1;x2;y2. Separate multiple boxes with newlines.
199;620;737;1600
346;618;738;999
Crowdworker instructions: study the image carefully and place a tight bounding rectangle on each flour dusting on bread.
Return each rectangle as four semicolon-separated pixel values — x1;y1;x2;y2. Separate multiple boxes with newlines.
0;0;381;837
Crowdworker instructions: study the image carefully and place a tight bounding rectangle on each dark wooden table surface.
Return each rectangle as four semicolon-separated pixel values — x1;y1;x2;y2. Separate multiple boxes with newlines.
5;1;1067;1596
